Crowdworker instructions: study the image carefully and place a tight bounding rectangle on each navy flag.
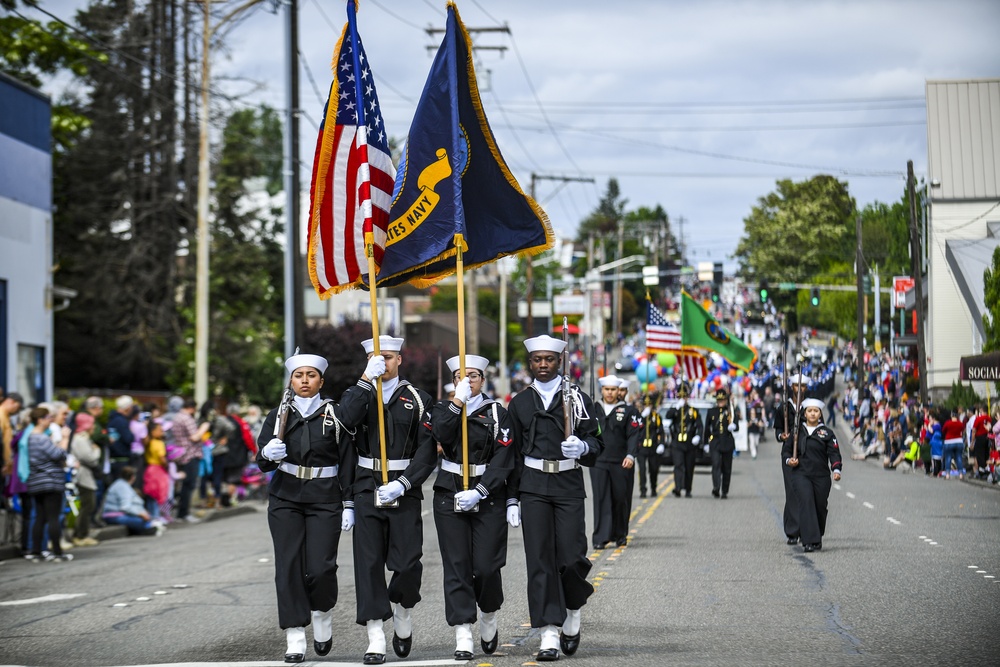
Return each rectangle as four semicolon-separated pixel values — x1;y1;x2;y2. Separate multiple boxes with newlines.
370;1;553;288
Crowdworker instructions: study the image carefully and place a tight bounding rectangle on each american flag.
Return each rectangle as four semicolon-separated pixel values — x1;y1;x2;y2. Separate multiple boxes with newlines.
307;5;395;298
646;301;682;353
680;353;708;380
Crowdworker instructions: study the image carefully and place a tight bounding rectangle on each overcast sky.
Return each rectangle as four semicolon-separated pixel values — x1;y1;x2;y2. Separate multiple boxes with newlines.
35;0;1000;269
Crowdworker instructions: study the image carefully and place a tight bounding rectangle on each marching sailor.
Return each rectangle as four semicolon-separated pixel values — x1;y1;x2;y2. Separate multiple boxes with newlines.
706;388;740;499
256;352;372;663
783;397;842;552
637;393;666;498
665;381;703;497
431;354;519;660
343;336;437;666
774;374;809;545
507;335;603;662
590;375;642;549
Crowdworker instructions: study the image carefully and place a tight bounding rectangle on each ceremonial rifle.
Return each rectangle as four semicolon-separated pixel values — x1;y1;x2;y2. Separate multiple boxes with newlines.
273;347;298;441
791;366;804;460
782;334;789;447
562;317;572;439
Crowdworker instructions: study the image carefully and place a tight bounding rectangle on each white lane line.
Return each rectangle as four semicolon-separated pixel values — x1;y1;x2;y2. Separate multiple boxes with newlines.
886;517;901;525
834;483;841;490
986;575;996;579
862;501;875;509
846;492;856;499
0;593;86;607
969;565;979;569
929;541;938;545
976;570;987;574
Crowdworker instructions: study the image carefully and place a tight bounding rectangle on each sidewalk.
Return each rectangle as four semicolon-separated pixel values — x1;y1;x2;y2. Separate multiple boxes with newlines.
0;501;261;562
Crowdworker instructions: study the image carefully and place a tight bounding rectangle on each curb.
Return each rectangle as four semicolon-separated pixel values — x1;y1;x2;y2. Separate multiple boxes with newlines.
0;502;262;562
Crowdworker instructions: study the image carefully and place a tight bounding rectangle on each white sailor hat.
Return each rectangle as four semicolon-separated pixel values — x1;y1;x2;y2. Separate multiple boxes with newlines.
284;353;328;375
801;398;825;410
361;335;405;354
443;383;455;394
786;374;809;385
598;375;620;388
446;354;490;374
618;377;631;389
524;335;567;354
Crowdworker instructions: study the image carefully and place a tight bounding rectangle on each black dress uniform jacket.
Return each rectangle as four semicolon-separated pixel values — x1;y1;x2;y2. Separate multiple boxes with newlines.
782;422;842;546
255;388;369;630
774;399;806;539
431;397;518;626
637;410;665;496
706;404;740;496
507;382;603;629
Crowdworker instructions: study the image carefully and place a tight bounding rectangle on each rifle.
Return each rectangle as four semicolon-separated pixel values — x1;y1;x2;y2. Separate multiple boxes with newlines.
273;376;295;441
562;317;572;439
791;365;804;460
782;334;789;446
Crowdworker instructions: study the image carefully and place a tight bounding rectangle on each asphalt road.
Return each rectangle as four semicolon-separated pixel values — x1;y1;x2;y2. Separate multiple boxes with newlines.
2;416;998;667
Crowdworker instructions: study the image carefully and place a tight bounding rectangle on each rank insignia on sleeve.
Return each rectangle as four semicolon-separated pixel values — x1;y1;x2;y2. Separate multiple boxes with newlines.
498;427;513;447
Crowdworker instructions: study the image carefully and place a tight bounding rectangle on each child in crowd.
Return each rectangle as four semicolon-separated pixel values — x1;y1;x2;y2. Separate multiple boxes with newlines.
143;420;171;523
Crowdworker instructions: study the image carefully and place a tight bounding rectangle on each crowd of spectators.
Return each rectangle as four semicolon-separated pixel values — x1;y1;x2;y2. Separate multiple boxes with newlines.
0;390;267;562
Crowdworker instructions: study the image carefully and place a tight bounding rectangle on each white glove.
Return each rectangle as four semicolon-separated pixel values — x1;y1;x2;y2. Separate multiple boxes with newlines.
364;355;386;380
703;444;710;454
728;423;738;432
641;407;651;417
341;508;355;531
506;504;521;527
454;489;483;511
655;444;665;455
377;480;406;504
692;435;701;446
561;435;587;459
453;377;472;404
262;438;287;462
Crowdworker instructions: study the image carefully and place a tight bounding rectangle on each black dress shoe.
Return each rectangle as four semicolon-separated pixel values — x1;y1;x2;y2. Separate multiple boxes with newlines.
284;653;304;664
592;541;608;549
814;542;822;551
560;631;580;656
651;490;657;497
314;639;332;656
786;536;799;545
455;649;474;660
671;489;681;497
536;647;560;661
685;491;692;498
392;632;412;658
712;489;720;498
802;544;816;553
639;491;647;498
481;631;499;654
721;493;728;499
615;537;627;547
363;652;386;665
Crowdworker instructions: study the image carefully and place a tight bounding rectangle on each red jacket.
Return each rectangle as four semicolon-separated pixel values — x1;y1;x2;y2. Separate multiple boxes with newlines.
941;419;965;441
972;414;991;438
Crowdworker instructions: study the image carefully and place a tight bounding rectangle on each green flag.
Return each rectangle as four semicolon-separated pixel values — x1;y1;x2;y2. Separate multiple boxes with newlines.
680;291;757;371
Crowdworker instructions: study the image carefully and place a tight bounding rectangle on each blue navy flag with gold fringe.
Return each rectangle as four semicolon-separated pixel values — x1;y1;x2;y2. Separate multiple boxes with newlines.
369;1;553;288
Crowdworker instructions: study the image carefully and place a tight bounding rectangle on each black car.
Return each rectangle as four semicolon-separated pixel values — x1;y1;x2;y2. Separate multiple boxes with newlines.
657;398;715;467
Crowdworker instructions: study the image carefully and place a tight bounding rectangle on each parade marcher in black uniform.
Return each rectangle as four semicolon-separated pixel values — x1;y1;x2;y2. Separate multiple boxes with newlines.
783;398;842;552
431;354;519;660
507;335;603;662
637;393;665;498
590;375;642;549
343;336;437;666
706;388;740;499
256;352;375;663
665;382;703;497
774;374;809;544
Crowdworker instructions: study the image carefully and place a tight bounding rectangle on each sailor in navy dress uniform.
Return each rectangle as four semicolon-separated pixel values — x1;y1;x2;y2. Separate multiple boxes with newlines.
782;397;842;553
590;375;642;549
665;382;703;497
705;388;739;498
774;374;809;544
506;335;603;662
431;354;519;660
341;335;437;666
256;352;373;663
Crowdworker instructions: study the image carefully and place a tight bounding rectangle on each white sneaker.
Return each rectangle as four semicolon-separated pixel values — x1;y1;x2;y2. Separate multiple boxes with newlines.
183;515;201;524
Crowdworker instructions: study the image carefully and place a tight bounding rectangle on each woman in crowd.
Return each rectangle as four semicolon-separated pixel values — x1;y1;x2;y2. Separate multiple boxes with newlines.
24;406;72;562
70;412;102;546
431;354;518;660
783;398;842;553
102;466;164;536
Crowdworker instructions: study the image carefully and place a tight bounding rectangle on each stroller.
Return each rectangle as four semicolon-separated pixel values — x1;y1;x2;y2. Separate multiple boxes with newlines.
238;461;269;502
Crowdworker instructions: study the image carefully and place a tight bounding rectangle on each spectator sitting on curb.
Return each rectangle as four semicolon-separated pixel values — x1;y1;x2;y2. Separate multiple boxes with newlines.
102;466;165;536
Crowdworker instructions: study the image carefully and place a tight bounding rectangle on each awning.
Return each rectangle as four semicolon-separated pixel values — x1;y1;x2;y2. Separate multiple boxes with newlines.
553;323;580;335
945;238;1000;339
960;351;1000;382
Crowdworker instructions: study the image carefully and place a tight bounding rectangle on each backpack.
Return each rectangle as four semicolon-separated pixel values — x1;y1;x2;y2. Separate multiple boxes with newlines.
229;415;257;455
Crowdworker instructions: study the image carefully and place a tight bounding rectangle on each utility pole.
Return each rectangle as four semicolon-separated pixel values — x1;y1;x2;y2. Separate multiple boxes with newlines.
615;218;624;338
526;173;595;337
873;263;881;353
856;213;865;417
283;0;302;361
908;160;928;403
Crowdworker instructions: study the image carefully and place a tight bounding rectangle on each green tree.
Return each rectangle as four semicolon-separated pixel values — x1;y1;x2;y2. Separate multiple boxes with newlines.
735;175;856;289
983;245;1000;354
576;178;626;239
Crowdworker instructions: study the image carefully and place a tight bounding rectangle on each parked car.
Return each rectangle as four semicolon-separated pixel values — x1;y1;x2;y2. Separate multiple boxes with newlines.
657;397;715;467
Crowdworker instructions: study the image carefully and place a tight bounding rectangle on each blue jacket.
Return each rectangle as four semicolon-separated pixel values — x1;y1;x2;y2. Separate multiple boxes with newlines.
929;424;944;458
106;410;135;460
102;478;146;517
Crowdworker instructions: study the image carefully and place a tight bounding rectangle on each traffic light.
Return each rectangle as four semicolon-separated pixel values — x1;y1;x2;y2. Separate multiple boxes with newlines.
810;287;820;307
759;281;769;304
712;284;720;302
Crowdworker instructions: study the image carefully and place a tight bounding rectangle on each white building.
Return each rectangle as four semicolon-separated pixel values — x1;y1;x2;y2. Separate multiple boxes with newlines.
0;73;60;405
924;79;1000;398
